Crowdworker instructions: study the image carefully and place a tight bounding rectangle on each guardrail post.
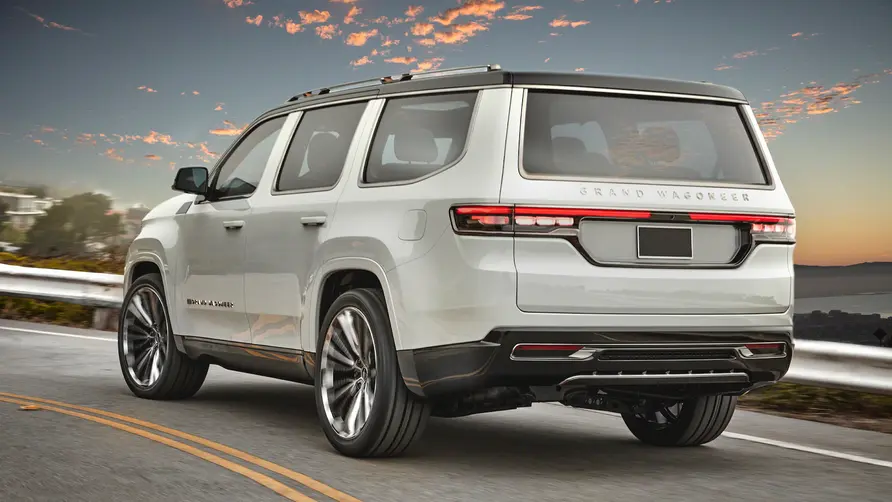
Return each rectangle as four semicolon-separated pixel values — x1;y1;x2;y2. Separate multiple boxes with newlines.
92;308;120;331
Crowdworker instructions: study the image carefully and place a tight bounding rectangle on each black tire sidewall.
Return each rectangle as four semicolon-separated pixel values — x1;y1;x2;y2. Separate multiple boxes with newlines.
314;288;401;456
117;273;177;398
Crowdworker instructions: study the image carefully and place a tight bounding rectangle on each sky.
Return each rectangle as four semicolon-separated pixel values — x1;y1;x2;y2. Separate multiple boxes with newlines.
0;0;890;266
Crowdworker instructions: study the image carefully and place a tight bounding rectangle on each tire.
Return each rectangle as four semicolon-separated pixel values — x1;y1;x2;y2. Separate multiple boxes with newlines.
621;394;737;447
314;288;431;458
117;273;209;400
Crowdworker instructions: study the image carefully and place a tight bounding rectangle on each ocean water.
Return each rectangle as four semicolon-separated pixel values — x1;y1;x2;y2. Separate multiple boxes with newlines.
794;293;892;317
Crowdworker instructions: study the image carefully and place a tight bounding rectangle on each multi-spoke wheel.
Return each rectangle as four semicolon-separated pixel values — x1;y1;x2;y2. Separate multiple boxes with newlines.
117;272;208;400
314;288;430;458
319;306;378;440
621;395;737;447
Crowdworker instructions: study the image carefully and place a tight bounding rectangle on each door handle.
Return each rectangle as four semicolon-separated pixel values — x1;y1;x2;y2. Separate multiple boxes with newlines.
300;216;327;227
223;220;245;230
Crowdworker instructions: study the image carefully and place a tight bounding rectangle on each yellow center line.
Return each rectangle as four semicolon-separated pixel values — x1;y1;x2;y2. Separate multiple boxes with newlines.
0;396;314;502
0;392;362;502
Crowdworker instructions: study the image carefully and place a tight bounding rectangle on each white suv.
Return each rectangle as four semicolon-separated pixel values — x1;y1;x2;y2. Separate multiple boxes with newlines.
118;64;796;458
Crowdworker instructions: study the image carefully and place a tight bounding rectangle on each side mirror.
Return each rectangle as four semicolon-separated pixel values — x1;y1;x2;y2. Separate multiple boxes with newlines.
172;167;209;195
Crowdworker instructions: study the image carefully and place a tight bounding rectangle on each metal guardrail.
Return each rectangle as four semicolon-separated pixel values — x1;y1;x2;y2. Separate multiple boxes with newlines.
1;264;891;395
0;263;123;308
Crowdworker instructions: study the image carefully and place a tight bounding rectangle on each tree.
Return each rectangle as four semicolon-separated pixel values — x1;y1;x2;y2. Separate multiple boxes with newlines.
24;185;48;199
21;192;123;258
0;199;8;226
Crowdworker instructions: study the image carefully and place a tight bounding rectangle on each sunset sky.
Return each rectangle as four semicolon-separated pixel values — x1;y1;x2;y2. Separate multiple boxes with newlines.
0;0;890;266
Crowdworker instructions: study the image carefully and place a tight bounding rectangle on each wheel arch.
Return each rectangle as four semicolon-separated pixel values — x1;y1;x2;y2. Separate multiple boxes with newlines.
306;257;403;356
124;247;180;339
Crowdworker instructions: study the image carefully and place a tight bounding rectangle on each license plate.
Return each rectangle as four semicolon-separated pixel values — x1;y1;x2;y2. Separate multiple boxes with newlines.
636;225;693;260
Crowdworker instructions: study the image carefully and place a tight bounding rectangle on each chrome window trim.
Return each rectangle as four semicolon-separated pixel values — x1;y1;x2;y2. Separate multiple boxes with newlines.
356;89;484;189
200;113;292;204
515;88;777;191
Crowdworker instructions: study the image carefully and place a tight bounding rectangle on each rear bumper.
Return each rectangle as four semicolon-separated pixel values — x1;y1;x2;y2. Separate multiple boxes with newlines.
396;328;793;399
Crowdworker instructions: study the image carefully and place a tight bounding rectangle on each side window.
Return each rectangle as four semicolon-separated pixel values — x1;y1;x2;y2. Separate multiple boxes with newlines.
364;92;478;184
275;102;367;192
212;116;287;199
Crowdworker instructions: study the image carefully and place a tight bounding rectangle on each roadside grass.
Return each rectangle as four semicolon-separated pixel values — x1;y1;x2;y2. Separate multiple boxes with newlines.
739;382;892;433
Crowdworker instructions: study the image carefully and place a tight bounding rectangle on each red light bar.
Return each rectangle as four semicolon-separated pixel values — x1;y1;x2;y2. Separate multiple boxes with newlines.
744;343;784;350
454;206;512;215
689;213;787;224
516;207;652;219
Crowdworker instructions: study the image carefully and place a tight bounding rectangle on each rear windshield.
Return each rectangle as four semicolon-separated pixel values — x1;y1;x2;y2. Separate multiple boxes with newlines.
522;91;768;185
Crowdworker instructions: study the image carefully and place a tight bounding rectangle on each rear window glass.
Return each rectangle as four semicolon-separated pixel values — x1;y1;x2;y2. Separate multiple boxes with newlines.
364;92;478;184
522;91;768;185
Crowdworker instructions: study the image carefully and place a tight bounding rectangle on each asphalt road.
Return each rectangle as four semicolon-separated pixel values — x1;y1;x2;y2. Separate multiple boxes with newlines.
1;319;890;502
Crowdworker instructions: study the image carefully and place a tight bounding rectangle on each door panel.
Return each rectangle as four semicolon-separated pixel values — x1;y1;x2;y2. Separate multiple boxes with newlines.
244;101;373;350
178;198;252;342
177;115;289;342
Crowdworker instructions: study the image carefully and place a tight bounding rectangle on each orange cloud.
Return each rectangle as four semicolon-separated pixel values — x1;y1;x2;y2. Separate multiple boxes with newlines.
223;0;252;7
406;6;424;18
40;126;56;133
329;0;359;3
381;36;399;47
414;58;445;72
344;6;361;24
137;85;158;93
504;5;542;20
417;38;436;46
33;139;47;146
169;161;177;170
574;67;585;72
431;0;505;26
386;56;417;65
549;16;589;28
104;148;125;162
209;120;247;136
214;103;225;111
714;64;736;71
544;57;550;63
351;55;374;66
732;50;760;59
246;15;263;26
142;130;178;146
145;154;161;161
791;32;803;37
753;71;889;140
346;28;379;46
316;24;341;39
433;21;488;44
300;10;331;24
411;22;435;36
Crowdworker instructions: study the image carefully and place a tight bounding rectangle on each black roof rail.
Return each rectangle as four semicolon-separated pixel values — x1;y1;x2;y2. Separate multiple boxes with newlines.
285;64;502;103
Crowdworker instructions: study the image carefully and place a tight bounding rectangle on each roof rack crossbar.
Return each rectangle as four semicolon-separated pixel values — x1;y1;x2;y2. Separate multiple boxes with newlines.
286;63;501;103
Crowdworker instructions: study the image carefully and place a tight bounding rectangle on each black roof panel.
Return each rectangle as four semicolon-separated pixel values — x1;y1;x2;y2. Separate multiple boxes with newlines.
268;68;747;116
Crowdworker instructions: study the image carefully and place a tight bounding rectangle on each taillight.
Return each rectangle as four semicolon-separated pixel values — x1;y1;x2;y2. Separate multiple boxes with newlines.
452;205;514;235
452;206;794;244
451;205;653;235
689;212;796;244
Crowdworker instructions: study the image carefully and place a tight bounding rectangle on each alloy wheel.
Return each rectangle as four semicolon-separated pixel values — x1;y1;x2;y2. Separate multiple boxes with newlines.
319;306;378;440
121;285;169;388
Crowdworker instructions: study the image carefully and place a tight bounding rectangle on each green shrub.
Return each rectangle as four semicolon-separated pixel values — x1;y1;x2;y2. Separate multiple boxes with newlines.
740;382;892;418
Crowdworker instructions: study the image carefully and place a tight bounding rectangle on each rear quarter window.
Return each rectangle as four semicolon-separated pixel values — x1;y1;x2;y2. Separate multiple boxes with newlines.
522;91;768;185
364;92;478;184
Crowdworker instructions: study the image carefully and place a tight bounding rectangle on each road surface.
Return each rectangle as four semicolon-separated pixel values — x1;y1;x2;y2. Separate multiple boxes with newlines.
1;319;890;502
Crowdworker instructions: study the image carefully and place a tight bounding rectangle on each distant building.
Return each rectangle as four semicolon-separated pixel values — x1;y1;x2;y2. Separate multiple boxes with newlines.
0;191;55;231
